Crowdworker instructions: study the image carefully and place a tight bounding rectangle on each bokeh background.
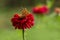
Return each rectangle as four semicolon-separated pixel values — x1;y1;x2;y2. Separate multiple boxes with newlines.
0;0;60;40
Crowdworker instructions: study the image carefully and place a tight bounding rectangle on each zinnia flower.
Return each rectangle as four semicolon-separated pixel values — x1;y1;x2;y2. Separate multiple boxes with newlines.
32;5;49;14
11;8;34;29
54;7;60;14
32;7;39;13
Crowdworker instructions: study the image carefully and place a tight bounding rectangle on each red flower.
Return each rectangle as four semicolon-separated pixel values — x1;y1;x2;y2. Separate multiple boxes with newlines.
38;7;45;14
32;5;49;14
11;13;34;29
32;7;39;13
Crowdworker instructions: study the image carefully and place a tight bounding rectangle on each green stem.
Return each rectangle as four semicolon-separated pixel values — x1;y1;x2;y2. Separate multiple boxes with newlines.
22;29;24;40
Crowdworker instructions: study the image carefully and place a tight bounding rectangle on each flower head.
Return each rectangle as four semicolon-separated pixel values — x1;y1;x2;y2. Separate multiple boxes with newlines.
54;7;60;14
32;7;39;13
32;5;49;14
11;8;34;29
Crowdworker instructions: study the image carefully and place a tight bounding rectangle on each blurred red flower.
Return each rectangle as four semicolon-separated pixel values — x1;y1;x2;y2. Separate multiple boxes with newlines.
11;13;34;29
32;7;39;13
32;5;49;14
